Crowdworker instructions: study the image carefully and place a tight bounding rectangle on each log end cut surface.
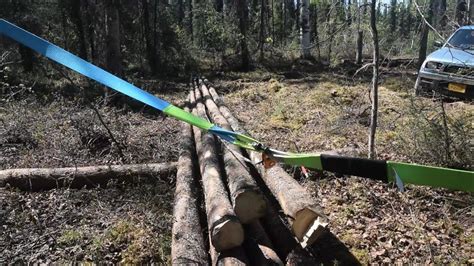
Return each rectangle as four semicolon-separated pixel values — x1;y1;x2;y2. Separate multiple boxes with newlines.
234;189;267;224
293;208;328;245
212;218;245;252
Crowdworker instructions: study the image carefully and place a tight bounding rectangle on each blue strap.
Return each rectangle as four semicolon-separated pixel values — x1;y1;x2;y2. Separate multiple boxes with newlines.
0;19;240;143
0;19;170;111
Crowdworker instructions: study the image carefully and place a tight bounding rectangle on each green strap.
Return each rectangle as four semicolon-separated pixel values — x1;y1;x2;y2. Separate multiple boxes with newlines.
279;153;323;170
387;161;474;192
163;105;214;130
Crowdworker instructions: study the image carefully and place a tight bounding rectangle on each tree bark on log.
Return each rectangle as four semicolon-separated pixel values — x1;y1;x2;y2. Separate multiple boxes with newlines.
243;221;284;265
204;81;328;247
198;81;266;224
210;240;249;266
248;151;327;247
190;89;244;252
0;162;177;191
259;198;302;260
171;99;208;265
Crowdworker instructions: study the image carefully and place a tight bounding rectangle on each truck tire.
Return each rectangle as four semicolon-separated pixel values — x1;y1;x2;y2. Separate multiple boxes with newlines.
414;77;425;96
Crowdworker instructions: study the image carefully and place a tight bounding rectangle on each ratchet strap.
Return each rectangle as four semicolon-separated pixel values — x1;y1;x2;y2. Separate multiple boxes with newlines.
1;19;472;192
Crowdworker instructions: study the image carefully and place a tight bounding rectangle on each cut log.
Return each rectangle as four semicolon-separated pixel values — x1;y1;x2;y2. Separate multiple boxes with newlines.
0;162;177;191
190;89;244;252
171;99;208;265
203;81;329;247
259;198;300;260
198;81;266;223
243;221;284;265
205;83;243;133
210;232;249;266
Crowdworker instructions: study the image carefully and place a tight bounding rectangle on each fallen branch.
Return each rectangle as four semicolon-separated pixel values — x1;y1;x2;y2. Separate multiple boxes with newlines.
171;99;208;264
0;162;177;191
190;89;244;252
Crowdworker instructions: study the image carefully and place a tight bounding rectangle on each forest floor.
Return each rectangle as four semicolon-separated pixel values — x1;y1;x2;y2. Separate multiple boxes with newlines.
0;63;473;264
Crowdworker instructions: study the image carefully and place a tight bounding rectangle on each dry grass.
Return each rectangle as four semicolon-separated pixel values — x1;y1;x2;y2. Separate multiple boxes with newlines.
0;77;182;263
1;67;472;264
223;72;473;167
218;71;473;264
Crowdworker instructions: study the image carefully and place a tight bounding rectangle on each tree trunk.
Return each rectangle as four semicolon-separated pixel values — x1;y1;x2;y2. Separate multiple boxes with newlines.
456;0;468;25
18;15;40;72
205;86;328;248
259;0;266;61
237;0;250;70
417;0;434;69
470;0;474;23
190;89;244;252
368;0;379;159
192;0;200;46
300;0;311;58
325;3;333;63
105;0;122;76
271;0;275;44
356;4;363;65
199;81;266;223
282;0;286;44
60;3;69;50
84;0;96;63
171;99;208;265
295;0;300;31
142;0;159;74
0;162;177;191
311;3;321;60
356;30;363;64
389;0;397;33
69;0;88;60
186;0;193;38
177;0;185;25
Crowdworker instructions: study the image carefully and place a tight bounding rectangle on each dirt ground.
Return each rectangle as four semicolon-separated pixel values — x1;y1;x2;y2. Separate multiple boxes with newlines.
1;66;473;263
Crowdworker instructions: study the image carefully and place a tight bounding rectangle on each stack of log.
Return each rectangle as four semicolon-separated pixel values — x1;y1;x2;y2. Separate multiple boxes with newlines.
171;79;335;265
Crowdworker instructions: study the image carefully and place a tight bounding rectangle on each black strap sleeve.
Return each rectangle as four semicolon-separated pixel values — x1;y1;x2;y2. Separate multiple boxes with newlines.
320;154;388;182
